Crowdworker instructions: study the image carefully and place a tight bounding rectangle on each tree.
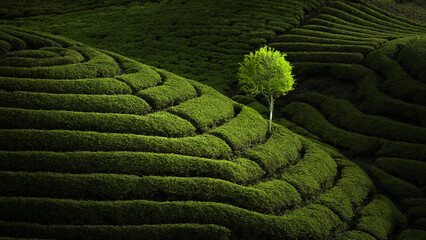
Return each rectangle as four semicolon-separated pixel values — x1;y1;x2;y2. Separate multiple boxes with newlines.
238;46;295;133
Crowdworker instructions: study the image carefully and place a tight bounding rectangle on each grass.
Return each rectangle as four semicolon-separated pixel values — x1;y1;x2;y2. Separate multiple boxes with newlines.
1;0;426;239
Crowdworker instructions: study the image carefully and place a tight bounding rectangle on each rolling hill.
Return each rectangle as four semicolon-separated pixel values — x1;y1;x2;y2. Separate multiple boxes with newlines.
0;0;426;239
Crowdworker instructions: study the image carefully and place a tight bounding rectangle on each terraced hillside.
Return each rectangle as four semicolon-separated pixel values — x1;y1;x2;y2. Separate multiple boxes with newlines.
267;1;426;238
0;25;408;240
0;0;325;93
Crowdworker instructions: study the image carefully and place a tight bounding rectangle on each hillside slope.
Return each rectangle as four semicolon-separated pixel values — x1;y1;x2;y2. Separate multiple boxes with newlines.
0;25;404;240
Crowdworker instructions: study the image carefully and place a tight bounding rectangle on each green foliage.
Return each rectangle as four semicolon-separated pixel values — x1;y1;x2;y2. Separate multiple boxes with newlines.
0;108;196;137
342;230;376;240
0;151;264;185
0;129;232;159
209;105;268;151
0;91;151;115
375;157;426;186
356;194;406;240
397;229;426;240
238;46;295;98
366;165;423;199
0;221;231;240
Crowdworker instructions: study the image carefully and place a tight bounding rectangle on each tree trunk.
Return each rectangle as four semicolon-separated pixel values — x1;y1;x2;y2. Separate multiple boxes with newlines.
269;94;274;133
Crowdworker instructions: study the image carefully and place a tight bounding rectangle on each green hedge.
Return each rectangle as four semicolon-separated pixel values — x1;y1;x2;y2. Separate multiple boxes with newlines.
245;127;302;175
0;77;132;94
397;229;426;240
286;51;364;63
0;151;263;185
406;206;426;222
357;73;426;128
0;221;231;240
167;85;235;132
378;141;426;162
306;18;400;38
269;42;374;54
356;194;406;240
0;171;299;214
137;71;197;110
342;230;375;240
107;51;163;92
0;130;232;159
296;92;426;144
0;48;85;68
5;49;59;58
315;13;413;36
273;34;379;47
0;46;120;79
0;197;341;240
0;30;26;50
0;91;151;115
329;1;424;33
316;158;374;221
289;28;386;43
282;102;383;154
281;140;338;198
375;158;426;187
0;108;196;137
365;165;423;199
209;105;268;151
346;1;426;31
303;24;391;39
397;36;426;82
0;26;60;49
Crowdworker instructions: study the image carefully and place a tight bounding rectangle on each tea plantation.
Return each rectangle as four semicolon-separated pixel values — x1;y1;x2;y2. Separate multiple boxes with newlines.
0;0;425;239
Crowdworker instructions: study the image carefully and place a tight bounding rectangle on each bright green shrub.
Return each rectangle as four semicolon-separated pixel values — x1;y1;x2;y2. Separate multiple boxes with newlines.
137;72;197;110
281;141;338;198
0;77;132;94
245;126;302;175
167;85;235;132
0;129;232;159
342;230;376;240
375;158;426;186
0;48;85;67
356;194;406;240
0;46;120;79
397;229;426;240
0;151;263;184
270;42;374;54
209;105;268;151
286;52;364;63
0;221;231;240
0;108;196;137
0;91;151;115
365;165;423;199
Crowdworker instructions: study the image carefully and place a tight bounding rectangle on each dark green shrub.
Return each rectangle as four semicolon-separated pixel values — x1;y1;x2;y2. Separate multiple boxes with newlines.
356;194;406;240
286;51;364;63
274;34;379;47
366;165;423;199
397;229;426;240
270;42;374;54
342;230;376;240
375;157;426;186
0;221;231;240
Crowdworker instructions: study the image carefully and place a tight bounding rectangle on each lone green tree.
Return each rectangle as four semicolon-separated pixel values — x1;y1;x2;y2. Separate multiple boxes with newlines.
238;46;295;133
